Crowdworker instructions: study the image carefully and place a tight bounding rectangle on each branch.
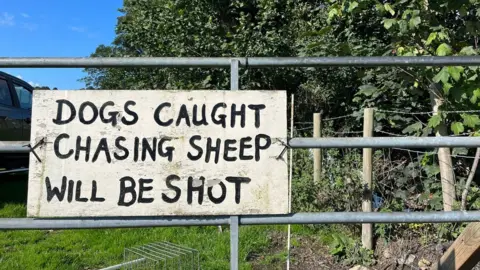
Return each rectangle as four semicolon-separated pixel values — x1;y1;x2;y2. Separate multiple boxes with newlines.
461;147;480;211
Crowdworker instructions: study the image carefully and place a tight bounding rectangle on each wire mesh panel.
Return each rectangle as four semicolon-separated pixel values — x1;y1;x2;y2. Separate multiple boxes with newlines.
123;242;200;270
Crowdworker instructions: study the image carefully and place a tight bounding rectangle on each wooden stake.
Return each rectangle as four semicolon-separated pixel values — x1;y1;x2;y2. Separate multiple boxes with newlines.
432;222;480;270
429;84;455;211
313;112;322;183
362;108;374;250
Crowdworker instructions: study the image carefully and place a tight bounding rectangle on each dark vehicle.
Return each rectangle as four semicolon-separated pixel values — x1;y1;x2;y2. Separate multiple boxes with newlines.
0;71;33;169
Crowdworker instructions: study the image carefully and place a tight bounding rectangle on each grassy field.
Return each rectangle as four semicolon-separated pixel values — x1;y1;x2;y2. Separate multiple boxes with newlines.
0;173;318;270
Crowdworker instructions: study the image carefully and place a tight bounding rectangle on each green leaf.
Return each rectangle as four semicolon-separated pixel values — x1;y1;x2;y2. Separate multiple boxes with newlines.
425;32;437;45
443;82;453;95
428;115;442;128
474;88;480;99
451;122;465;135
433;67;450;84
303;26;333;37
307;42;323;49
384;3;395;15
447;66;464;82
438;31;449;41
459;46;477;56
423;164;440;177
409;16;421;29
328;8;339;22
468;74;478;81
375;3;386;13
383;19;396;29
461;114;480;128
348;1;358;12
402;122;422;134
357;84;378;96
436;43;452;56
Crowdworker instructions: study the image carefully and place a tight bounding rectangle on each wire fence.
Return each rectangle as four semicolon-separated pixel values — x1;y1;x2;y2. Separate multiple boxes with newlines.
290;108;480;219
2;56;480;270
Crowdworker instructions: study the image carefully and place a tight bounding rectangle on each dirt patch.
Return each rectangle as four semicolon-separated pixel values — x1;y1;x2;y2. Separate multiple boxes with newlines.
249;231;346;270
373;238;480;270
248;231;480;270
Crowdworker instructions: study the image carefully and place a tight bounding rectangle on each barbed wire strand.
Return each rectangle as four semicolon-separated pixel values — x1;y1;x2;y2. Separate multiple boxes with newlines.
324;113;360;121
329;130;364;135
376;130;478;137
375;109;480;115
392;148;477;159
295;126;313;131
298;109;480;125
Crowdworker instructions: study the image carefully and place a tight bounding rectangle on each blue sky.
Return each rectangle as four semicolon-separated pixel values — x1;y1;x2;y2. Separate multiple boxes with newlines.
0;0;122;89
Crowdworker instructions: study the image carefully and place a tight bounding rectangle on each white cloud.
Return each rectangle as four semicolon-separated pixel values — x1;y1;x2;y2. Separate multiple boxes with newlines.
20;13;30;18
0;12;14;26
28;81;40;87
69;26;86;33
22;22;38;31
16;74;41;87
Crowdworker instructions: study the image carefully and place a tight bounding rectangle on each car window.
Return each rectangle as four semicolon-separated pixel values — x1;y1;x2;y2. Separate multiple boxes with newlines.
14;84;32;109
0;79;13;106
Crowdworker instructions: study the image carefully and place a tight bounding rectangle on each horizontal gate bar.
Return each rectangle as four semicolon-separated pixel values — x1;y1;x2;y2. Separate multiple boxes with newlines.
289;137;480;149
0;216;230;230
1;56;480;68
2;137;479;154
0;141;29;153
241;211;480;225
1;211;479;230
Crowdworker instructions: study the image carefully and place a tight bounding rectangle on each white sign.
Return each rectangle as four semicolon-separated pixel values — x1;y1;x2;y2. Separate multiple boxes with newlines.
27;90;288;217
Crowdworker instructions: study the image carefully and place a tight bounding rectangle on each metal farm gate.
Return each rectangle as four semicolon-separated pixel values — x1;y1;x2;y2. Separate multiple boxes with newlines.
1;56;480;269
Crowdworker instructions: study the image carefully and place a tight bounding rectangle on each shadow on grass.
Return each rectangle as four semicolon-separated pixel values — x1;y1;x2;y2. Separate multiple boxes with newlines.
0;173;28;207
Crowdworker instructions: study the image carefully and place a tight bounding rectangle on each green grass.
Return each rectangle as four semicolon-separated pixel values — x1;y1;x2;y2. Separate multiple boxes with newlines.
0;174;292;270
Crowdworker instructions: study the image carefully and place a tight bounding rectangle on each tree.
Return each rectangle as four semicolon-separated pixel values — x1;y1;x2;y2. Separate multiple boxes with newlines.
81;0;358;122
34;86;51;90
322;0;480;211
81;0;480;214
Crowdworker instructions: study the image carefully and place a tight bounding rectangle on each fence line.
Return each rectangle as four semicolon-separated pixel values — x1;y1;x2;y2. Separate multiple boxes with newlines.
2;56;480;68
2;211;480;230
392;148;478;159
376;109;480;115
2;56;480;270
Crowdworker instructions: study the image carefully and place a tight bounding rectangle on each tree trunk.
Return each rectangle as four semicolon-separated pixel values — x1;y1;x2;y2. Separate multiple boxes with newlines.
461;148;480;211
429;84;455;211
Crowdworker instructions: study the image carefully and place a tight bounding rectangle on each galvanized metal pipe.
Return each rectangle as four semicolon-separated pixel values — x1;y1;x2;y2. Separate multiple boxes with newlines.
246;56;480;67
2;137;479;154
230;59;240;90
230;216;239;270
1;56;480;68
240;211;480;225
1;211;479;230
288;137;480;149
0;168;28;175
0;141;29;153
0;216;230;230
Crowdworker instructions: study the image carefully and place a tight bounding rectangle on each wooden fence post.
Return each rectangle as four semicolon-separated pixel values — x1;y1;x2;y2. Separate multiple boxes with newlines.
313;112;322;183
362;108;374;250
